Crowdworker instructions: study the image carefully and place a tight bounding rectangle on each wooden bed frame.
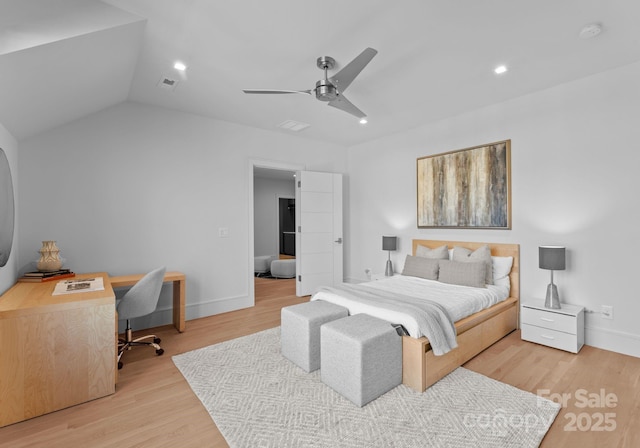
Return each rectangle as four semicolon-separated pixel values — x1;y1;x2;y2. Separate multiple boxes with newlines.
402;239;520;392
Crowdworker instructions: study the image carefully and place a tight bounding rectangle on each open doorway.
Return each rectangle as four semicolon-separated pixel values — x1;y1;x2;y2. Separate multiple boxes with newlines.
251;163;302;303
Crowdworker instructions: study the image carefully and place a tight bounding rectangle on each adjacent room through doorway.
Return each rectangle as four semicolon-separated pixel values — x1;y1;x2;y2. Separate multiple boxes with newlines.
253;166;298;301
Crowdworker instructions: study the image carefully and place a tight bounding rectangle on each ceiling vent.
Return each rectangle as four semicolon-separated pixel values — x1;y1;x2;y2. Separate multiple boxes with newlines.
157;76;179;91
278;120;310;132
579;23;603;39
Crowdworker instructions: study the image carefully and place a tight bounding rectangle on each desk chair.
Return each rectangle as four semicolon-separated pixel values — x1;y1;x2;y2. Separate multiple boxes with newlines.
116;266;166;369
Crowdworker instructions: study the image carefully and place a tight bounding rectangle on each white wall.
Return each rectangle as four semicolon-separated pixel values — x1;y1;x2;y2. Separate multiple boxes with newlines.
0;122;18;294
18;101;346;326
254;177;295;257
346;61;640;358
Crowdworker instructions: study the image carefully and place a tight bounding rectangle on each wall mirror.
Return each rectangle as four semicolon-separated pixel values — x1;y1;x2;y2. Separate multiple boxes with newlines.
0;147;15;267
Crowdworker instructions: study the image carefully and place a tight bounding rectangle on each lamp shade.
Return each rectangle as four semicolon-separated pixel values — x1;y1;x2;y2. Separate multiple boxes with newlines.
539;246;566;271
382;236;397;251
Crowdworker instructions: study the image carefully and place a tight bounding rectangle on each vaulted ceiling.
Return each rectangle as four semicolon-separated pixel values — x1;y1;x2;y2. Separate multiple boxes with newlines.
1;0;639;146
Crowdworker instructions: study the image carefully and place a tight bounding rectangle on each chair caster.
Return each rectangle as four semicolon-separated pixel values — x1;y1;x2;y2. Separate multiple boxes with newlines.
156;348;164;356
118;361;123;370
154;337;161;344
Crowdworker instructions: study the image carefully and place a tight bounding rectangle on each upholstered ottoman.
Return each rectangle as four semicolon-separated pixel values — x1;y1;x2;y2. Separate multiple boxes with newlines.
271;259;296;278
254;255;276;276
321;313;402;407
281;301;349;372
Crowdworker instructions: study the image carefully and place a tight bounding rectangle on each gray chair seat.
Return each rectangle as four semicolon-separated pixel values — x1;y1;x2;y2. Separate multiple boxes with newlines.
116;266;166;369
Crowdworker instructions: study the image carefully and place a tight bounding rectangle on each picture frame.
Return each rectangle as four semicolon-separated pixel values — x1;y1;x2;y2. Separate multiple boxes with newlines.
417;140;511;229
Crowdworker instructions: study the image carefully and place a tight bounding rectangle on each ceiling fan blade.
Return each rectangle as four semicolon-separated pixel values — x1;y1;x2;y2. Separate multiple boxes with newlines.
242;89;312;95
328;47;377;93
328;94;366;119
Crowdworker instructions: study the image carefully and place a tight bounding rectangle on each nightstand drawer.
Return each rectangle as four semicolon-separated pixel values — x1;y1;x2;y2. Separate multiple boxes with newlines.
521;324;580;353
521;307;577;334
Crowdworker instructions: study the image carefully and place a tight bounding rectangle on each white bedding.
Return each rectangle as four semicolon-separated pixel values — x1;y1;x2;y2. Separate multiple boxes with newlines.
311;275;510;339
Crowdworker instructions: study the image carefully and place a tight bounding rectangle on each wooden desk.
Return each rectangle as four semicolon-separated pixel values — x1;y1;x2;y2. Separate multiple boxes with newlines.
0;273;116;428
110;271;186;333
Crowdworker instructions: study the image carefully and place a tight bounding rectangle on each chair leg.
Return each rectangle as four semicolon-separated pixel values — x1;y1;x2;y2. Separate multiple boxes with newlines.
118;319;164;369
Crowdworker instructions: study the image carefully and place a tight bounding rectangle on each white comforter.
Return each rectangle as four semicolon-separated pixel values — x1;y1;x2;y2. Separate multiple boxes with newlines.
311;275;510;339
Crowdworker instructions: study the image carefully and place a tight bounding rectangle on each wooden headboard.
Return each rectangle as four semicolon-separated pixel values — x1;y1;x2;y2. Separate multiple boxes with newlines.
412;239;520;300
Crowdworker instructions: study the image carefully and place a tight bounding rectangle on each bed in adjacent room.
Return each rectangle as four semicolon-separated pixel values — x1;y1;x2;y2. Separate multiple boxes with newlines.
311;239;520;392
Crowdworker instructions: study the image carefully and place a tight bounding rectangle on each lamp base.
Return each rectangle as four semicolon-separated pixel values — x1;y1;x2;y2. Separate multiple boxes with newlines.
385;259;393;276
544;283;561;309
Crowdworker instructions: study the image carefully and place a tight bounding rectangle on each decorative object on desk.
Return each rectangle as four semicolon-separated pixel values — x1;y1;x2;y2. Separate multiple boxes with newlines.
417;140;511;229
0;147;15;267
382;235;397;276
539;246;566;309
36;240;63;272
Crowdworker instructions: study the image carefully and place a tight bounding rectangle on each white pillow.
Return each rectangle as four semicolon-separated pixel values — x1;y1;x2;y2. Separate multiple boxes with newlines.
492;256;513;289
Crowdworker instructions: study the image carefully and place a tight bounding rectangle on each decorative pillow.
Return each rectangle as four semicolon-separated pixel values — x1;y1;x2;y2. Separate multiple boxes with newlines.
452;245;493;285
492;256;513;289
438;260;486;288
415;244;449;260
401;255;439;280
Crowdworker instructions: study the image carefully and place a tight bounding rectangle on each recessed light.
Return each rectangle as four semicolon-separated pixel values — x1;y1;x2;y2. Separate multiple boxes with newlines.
174;61;187;71
494;65;508;75
359;118;368;124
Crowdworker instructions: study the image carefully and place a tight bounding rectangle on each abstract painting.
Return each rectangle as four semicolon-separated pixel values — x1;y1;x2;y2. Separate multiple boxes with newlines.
417;140;511;229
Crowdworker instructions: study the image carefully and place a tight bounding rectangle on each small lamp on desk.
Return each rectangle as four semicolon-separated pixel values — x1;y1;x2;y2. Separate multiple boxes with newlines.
539;246;566;309
382;236;397;277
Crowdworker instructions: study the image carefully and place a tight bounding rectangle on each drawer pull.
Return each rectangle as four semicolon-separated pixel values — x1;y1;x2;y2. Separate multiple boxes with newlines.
540;317;554;322
541;334;555;340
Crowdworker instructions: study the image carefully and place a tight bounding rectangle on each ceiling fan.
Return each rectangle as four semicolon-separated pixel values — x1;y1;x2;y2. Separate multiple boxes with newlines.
242;47;378;121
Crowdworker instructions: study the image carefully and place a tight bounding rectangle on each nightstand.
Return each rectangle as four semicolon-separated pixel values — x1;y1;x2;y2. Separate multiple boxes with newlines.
521;300;585;353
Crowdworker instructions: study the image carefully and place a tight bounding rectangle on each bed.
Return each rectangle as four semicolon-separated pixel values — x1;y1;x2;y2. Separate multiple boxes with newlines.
313;239;519;393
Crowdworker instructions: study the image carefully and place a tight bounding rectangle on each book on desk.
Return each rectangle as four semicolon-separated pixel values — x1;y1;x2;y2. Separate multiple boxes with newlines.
18;269;76;283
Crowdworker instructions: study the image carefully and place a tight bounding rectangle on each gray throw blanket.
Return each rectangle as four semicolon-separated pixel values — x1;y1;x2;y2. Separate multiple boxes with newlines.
315;283;458;355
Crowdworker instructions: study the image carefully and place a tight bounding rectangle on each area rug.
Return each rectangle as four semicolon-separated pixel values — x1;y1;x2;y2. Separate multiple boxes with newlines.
172;328;560;448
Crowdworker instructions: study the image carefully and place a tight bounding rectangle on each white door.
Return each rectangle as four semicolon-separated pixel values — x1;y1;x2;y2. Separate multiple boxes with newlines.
295;171;343;296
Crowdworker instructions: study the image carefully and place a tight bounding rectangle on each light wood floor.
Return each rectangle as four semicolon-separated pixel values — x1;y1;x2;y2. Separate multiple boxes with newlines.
1;278;638;447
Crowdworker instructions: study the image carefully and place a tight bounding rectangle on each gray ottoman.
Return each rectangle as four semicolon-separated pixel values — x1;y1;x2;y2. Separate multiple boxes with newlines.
281;301;349;372
254;255;276;276
321;314;402;407
271;259;296;278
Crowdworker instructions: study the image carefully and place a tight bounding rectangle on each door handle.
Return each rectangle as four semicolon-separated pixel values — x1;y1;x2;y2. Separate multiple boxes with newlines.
334;237;343;244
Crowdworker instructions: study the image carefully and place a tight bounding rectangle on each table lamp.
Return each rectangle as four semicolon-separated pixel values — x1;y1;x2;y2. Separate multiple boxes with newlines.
539;246;566;309
382;236;397;276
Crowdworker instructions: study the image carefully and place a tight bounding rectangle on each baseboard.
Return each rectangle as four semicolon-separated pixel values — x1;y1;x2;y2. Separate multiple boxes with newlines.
585;324;640;358
343;275;366;284
118;294;253;333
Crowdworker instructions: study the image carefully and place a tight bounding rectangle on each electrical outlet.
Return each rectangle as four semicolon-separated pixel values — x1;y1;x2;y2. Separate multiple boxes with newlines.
218;227;229;238
601;305;613;319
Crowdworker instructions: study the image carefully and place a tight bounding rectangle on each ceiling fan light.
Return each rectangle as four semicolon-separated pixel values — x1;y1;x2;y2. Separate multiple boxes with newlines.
494;65;508;75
